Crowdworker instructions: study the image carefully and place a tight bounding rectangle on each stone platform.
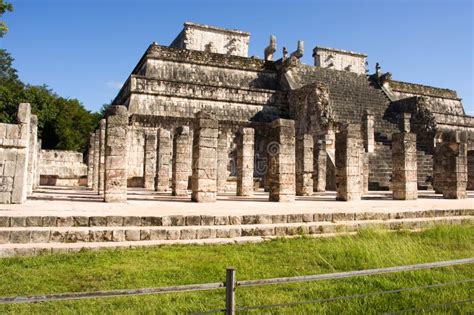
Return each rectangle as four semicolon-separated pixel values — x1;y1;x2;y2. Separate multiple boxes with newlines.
0;187;472;257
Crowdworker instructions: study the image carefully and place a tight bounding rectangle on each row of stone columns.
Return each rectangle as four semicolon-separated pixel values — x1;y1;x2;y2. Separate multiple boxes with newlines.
86;109;470;204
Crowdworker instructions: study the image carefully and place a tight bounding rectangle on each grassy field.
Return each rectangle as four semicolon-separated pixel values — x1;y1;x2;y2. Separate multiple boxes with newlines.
0;223;473;314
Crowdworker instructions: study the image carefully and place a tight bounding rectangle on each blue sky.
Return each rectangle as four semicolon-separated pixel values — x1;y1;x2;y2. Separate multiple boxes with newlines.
2;0;473;114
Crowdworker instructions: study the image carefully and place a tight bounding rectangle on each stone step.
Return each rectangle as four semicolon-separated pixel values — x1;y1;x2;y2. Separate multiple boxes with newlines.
0;216;472;245
0;217;471;258
1;209;471;228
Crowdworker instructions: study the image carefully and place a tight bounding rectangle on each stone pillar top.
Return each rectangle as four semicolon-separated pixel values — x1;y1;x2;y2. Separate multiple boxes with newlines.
177;125;190;135
17;103;31;124
239;127;255;135
271;118;295;128
402;113;411;133
106;105;128;116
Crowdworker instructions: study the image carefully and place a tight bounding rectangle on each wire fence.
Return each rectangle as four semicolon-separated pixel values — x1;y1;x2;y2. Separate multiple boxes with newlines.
0;257;472;314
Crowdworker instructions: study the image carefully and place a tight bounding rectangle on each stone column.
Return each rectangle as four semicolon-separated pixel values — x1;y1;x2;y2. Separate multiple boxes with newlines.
86;133;95;189
26;115;38;195
268;119;296;202
313;135;327;192
296;134;313;196
438;139;467;199
361;152;369;194
191;111;218;202
143;131;157;189
217;130;229;193
155;129;171;192
98;119;106;194
92;129;100;192
11;103;31;204
34;139;42;189
468;151;474;191
363;110;375;153
392;114;418;200
172;126;191;196
236;127;255;196
335;124;362;201
104;105;128;203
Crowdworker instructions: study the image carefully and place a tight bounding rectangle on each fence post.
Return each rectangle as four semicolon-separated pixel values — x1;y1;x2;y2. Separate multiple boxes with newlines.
226;267;236;315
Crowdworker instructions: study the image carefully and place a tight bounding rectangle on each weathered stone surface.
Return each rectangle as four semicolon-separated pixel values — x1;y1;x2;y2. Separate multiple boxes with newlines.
172;126;191;196
26;115;38;195
468;151;474;190
104;106;128;203
191;112;218;202
93;129;100;191
86;133;95;188
143;131;157;189
268;119;296;202
336;124;362;201
217;130;229;193
435;138;468;199
155;129;171;192
392;130;418;200
38;149;88;187
98;119;106;194
296;134;313;196
236;127;255;196
0;103;30;204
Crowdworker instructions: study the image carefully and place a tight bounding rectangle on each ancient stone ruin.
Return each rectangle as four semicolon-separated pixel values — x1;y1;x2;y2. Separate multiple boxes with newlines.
0;22;473;258
1;22;473;205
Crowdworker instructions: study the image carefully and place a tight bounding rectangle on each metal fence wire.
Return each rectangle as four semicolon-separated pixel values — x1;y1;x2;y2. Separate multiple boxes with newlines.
0;257;472;315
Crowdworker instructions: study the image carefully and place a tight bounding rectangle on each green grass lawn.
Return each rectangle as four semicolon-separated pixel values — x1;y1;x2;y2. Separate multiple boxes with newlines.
0;223;473;314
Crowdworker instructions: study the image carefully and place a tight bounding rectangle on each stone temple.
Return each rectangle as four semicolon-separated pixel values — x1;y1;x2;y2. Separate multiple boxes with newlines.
105;22;472;201
0;23;472;256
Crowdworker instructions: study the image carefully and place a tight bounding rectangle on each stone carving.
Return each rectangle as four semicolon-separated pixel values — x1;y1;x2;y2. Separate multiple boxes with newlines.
282;47;288;60
289;83;333;135
204;41;217;53
264;35;277;61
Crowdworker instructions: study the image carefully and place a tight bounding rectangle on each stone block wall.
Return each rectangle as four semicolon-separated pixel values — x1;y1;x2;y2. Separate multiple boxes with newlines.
170;22;250;57
0;103;31;204
313;46;367;75
38;150;87;186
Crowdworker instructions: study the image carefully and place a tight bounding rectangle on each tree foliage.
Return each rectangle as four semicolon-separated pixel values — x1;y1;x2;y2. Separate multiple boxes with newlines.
0;2;101;152
0;0;13;37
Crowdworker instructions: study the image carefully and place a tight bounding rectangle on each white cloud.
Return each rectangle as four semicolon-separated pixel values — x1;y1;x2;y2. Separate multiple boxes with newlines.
106;81;123;89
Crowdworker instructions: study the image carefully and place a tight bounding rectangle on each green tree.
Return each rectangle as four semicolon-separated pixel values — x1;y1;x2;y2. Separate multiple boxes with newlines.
0;1;102;152
0;0;13;37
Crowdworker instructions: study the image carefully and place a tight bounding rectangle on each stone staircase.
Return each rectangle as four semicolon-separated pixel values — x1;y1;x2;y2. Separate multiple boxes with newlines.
369;140;392;190
1;209;472;257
